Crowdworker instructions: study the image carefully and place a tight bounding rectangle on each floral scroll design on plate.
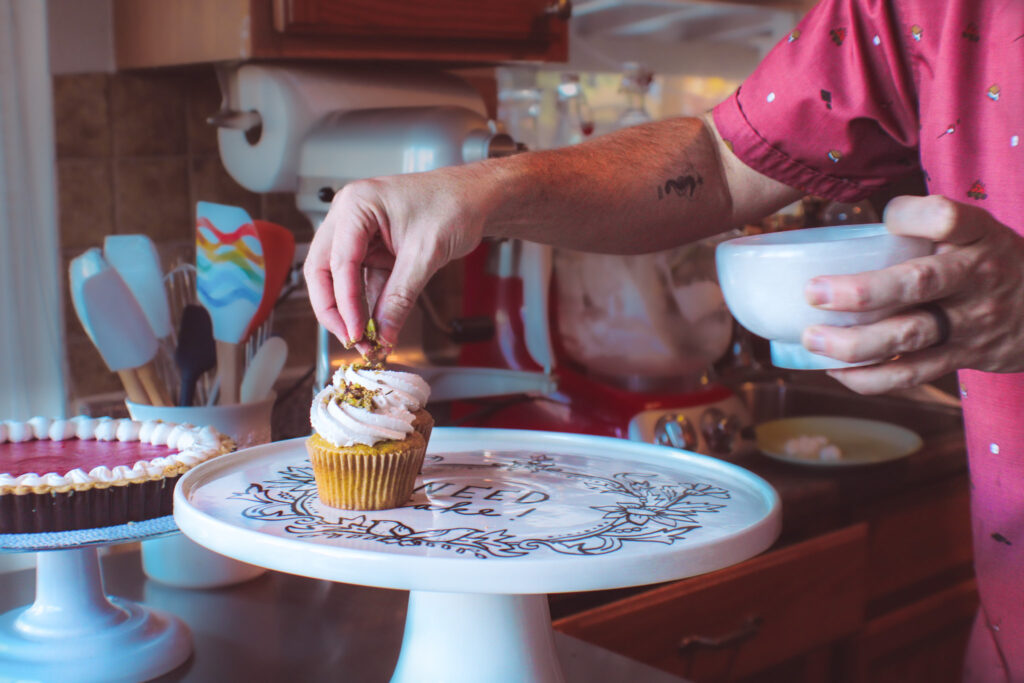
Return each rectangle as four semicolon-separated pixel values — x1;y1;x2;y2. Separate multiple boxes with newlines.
231;453;730;560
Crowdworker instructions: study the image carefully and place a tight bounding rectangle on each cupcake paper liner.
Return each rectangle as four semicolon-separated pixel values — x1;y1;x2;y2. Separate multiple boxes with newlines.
412;409;434;445
307;432;426;510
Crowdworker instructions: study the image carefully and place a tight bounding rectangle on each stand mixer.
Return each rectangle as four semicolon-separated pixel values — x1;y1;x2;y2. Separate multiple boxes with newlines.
213;62;555;399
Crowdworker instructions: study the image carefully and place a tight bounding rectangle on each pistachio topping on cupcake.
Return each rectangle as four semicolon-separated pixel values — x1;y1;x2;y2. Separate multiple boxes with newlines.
335;362;430;414
310;371;417;449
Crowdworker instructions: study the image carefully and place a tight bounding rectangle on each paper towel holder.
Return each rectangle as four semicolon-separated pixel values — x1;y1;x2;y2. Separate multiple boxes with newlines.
208;63;263;144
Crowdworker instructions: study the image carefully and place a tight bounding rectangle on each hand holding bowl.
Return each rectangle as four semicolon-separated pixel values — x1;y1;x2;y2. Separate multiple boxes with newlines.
715;224;933;370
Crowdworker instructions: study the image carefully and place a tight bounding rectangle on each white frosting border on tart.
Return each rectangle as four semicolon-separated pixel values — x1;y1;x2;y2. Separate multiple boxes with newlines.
0;416;235;494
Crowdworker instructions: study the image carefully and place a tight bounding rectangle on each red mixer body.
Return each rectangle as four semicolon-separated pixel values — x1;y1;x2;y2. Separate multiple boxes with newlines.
453;242;733;438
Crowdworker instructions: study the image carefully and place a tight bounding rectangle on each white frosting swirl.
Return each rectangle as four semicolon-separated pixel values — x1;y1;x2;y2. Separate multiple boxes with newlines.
332;365;430;413
49;419;77;441
311;369;422;447
95;418;118;441
5;421;33;443
27;417;50;439
72;416;97;440
0;416;233;489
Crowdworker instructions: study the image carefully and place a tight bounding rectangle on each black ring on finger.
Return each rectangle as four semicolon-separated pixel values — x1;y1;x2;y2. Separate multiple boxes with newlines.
920;301;952;348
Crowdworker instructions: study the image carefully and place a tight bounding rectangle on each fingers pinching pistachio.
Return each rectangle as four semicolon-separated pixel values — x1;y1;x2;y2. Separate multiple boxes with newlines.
350;318;391;364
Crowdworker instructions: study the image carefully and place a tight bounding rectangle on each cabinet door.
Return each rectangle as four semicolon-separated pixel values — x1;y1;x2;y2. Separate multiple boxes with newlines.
847;579;978;683
270;0;569;62
554;525;867;682
114;0;569;69
275;0;557;40
864;476;973;605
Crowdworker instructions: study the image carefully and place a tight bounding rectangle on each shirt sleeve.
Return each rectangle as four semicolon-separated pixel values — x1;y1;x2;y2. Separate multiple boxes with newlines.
712;0;921;202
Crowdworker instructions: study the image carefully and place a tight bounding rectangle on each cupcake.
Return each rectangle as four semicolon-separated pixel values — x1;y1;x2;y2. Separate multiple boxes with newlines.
306;365;430;510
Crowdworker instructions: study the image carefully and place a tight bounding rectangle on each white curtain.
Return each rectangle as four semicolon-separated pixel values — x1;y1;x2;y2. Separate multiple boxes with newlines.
0;0;66;420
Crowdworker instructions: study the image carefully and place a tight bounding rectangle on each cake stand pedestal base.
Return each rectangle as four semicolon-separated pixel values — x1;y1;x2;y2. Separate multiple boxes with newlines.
0;547;191;683
392;592;563;683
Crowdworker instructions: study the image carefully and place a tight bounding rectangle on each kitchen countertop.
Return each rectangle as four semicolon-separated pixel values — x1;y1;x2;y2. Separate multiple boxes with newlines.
728;376;967;545
548;375;969;617
0;550;689;683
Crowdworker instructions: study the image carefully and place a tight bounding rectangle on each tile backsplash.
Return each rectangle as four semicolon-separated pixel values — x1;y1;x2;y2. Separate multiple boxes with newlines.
55;66;316;414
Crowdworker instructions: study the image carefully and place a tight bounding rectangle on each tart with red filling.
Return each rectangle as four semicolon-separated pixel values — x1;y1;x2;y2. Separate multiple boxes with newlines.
0;416;233;533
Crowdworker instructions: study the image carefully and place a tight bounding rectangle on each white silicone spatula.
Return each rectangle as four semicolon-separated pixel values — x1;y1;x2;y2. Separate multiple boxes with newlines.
102;234;173;340
69;248;170;405
103;234;178;400
239;337;288;404
196;202;266;405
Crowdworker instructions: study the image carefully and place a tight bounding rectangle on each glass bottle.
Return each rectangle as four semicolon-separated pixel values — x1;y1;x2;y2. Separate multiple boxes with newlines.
553;74;594;148
616;62;654;129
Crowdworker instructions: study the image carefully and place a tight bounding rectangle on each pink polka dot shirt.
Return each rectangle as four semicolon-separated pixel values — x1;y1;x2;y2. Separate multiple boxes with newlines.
713;0;1024;678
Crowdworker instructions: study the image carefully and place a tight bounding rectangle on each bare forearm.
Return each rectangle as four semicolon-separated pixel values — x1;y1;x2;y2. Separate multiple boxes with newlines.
481;116;738;253
306;112;801;346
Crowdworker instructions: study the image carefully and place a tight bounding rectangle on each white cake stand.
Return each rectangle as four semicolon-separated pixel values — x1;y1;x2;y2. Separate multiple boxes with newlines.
0;517;192;683
175;428;782;683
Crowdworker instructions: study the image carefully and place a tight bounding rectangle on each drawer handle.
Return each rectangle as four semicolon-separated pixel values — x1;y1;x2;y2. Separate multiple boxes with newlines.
677;615;763;654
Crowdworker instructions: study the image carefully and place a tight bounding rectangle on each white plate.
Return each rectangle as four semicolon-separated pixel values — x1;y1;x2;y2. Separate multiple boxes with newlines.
175;428;781;595
755;416;923;468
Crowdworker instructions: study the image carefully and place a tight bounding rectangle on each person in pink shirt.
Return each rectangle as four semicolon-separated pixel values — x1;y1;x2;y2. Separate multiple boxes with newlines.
305;0;1023;678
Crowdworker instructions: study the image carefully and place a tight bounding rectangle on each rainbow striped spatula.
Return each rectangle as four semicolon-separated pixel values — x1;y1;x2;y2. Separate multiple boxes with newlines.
196;201;265;404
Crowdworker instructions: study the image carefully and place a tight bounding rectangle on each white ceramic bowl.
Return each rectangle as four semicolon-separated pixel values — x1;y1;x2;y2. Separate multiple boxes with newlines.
715;224;933;369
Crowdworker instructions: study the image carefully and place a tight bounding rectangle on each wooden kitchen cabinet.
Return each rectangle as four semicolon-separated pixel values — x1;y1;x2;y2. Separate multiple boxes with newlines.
554;525;867;682
553;474;977;682
845;579;978;683
113;0;569;68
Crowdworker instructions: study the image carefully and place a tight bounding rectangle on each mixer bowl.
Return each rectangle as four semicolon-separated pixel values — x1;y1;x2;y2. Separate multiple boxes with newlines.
555;234;734;386
715;224;933;370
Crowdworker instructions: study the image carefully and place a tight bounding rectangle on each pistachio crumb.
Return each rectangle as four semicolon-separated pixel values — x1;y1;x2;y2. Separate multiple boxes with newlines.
345;359;384;371
333;382;381;410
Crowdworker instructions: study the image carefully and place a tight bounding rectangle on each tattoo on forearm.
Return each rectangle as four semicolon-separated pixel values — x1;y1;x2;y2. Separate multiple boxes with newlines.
657;172;703;200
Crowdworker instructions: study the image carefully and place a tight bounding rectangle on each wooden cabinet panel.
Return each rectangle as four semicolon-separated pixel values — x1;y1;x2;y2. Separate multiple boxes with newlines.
114;0;568;69
864;476;973;604
274;0;560;41
553;525;867;682
114;0;253;68
848;579;978;683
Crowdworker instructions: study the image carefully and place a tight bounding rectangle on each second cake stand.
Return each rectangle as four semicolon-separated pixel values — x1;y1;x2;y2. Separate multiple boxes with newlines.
175;428;782;683
0;517;190;683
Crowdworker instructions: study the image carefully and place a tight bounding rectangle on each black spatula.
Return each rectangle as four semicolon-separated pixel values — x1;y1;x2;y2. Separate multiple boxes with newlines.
175;304;217;406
